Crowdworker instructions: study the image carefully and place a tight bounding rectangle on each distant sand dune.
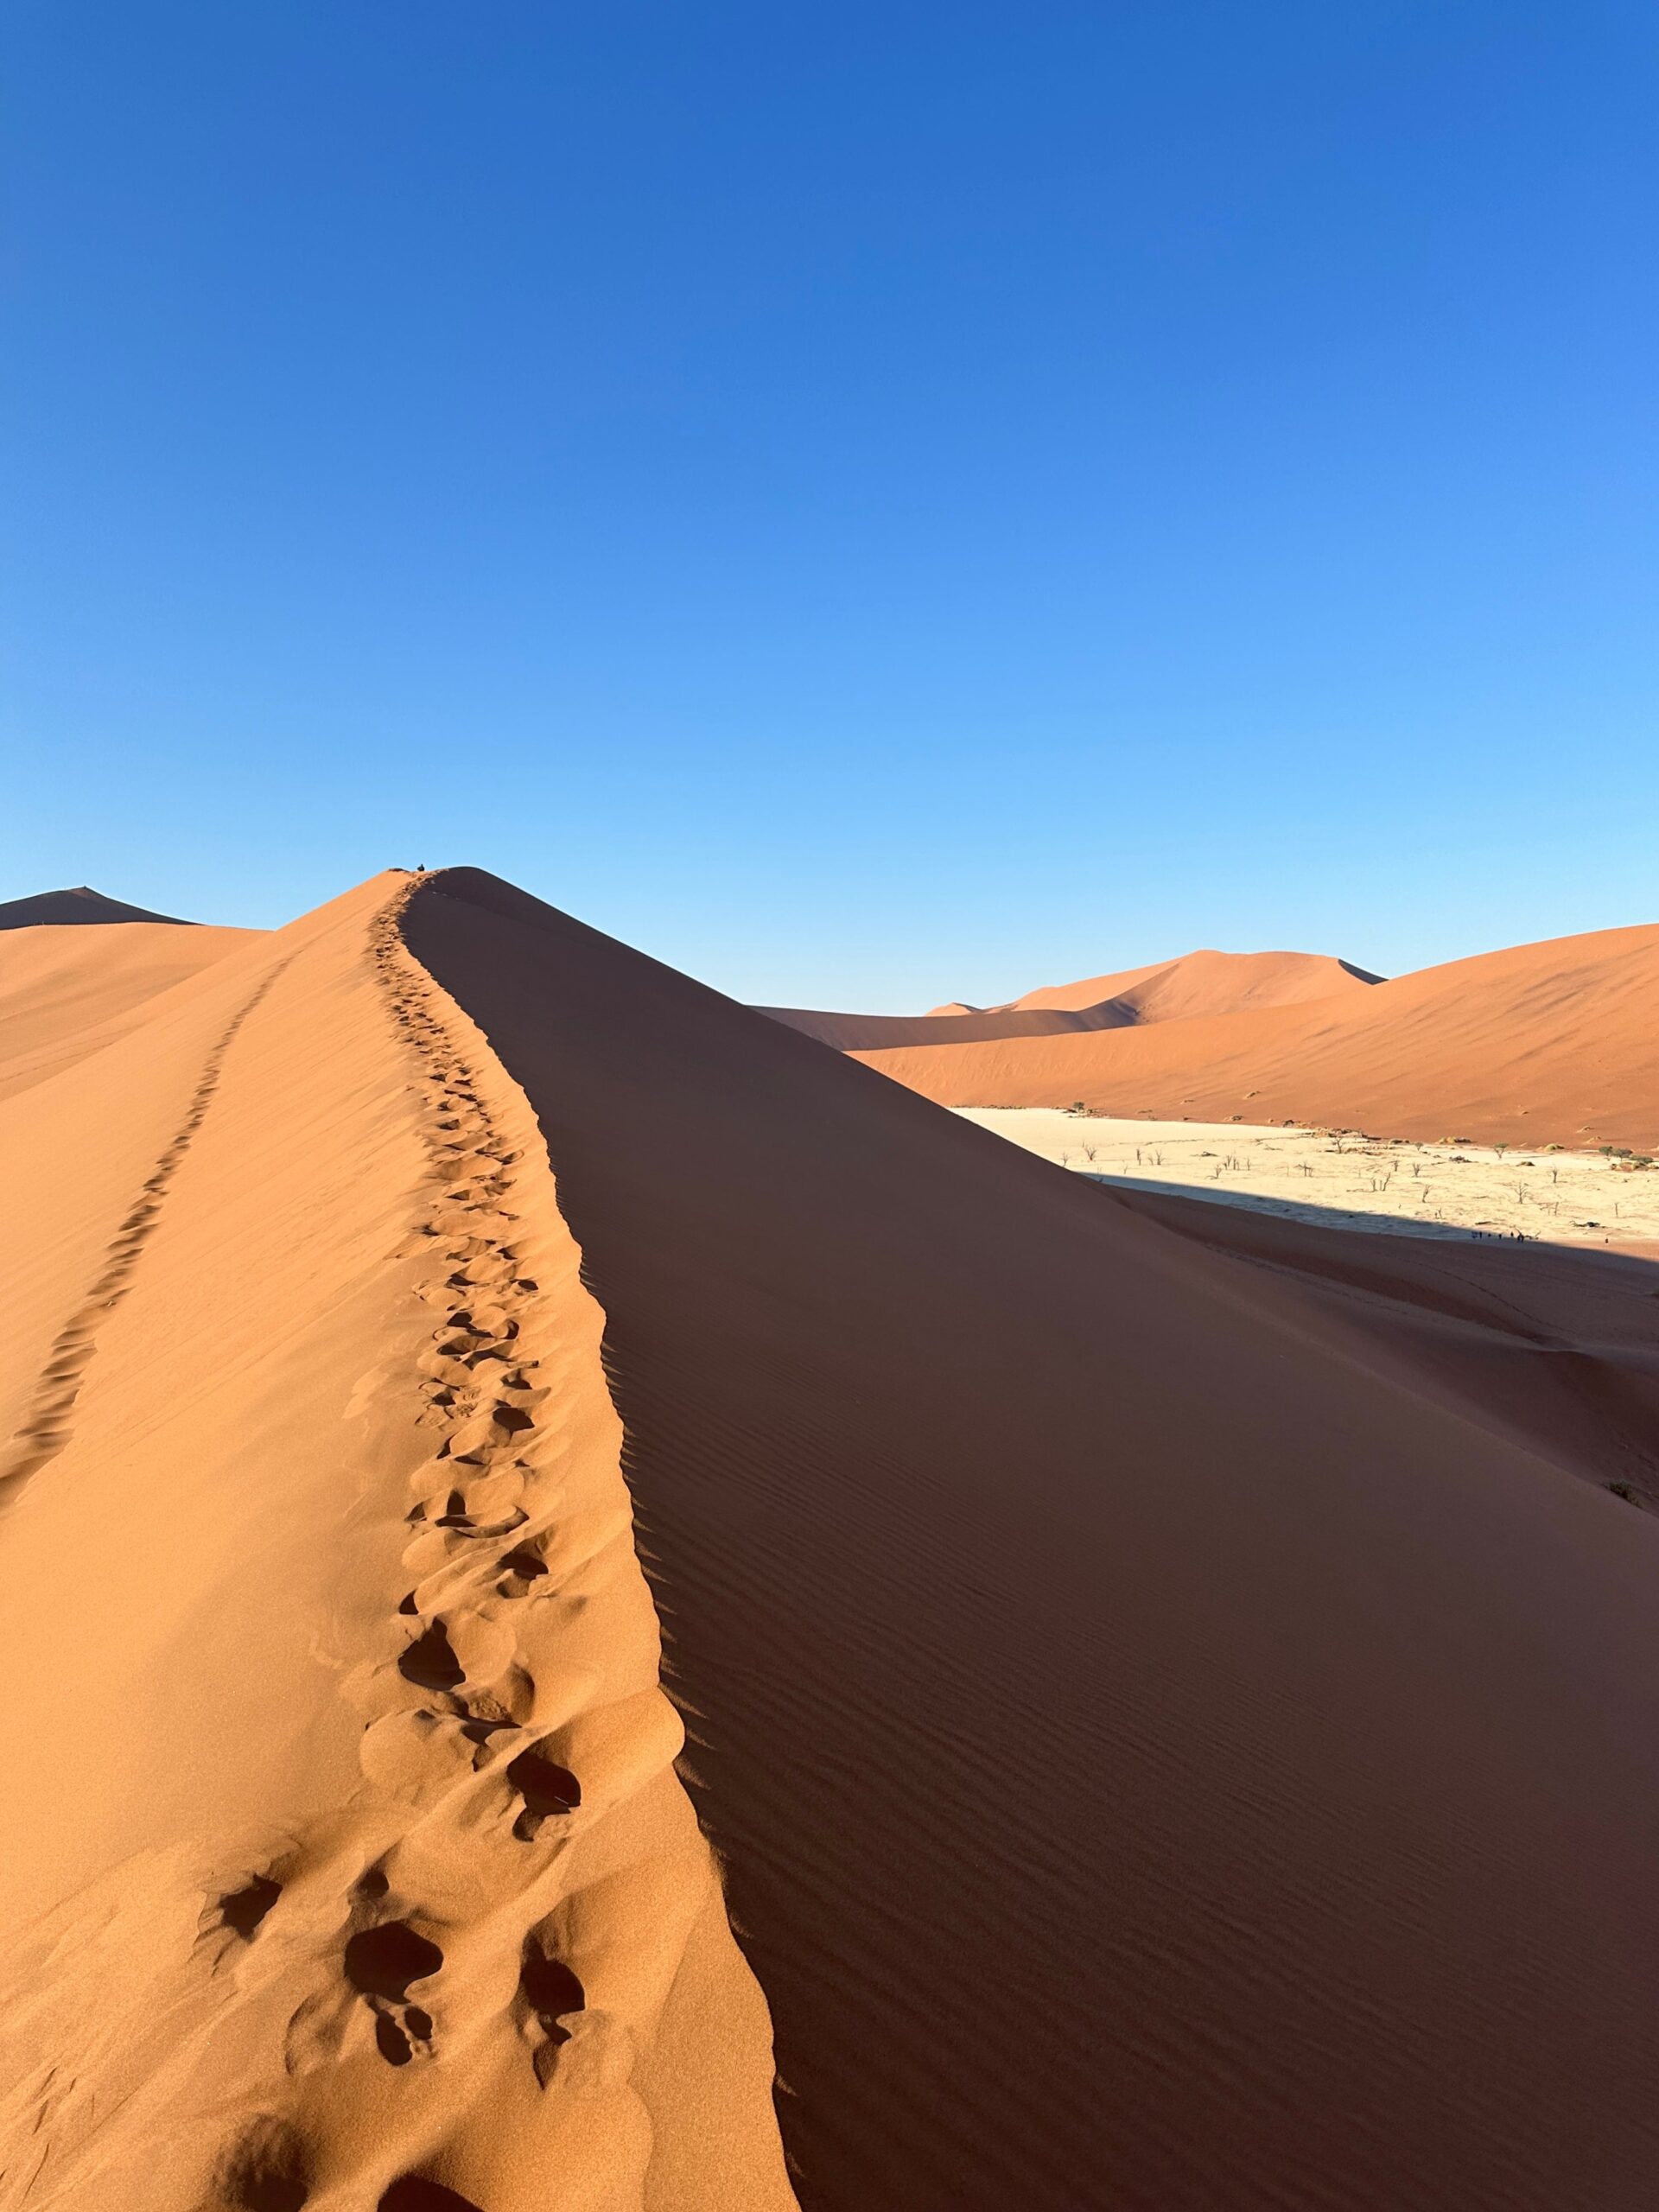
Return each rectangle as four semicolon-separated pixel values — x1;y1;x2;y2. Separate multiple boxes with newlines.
999;944;1381;1017
848;922;1659;1151
0;885;199;928
764;945;1378;1052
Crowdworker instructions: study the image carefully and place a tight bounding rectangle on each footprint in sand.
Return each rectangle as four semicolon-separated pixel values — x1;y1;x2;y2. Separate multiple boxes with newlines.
518;1936;586;2082
343;1921;443;2067
215;2113;310;2210
216;1873;282;1940
506;1742;581;1840
378;2172;484;2209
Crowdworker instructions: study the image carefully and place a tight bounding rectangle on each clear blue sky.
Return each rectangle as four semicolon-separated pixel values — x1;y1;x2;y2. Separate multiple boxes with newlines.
4;2;1655;1008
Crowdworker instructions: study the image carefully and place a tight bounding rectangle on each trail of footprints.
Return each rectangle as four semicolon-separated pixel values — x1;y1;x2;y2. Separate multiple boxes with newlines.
0;962;289;1504
211;893;595;2212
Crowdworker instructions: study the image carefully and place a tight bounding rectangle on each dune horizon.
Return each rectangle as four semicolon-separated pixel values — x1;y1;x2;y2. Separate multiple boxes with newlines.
0;867;1655;2209
763;921;1659;1154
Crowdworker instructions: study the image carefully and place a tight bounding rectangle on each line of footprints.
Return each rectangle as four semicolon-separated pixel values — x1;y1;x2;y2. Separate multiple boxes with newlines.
209;901;591;2212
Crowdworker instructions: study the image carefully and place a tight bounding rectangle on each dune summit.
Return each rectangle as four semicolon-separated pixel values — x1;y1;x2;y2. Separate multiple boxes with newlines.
1;868;1656;2210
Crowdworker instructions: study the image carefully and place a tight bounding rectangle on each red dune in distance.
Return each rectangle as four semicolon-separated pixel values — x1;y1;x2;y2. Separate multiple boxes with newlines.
2;868;1656;2211
1000;944;1381;1015
762;945;1378;1050
798;923;1659;1152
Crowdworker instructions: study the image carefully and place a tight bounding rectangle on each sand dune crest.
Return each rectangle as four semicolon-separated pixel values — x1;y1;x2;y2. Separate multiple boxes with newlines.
0;874;792;2211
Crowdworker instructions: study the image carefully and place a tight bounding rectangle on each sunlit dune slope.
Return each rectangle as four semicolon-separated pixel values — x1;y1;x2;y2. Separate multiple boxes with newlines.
0;872;791;2212
407;868;1659;2212
0;920;261;1103
855;921;1659;1151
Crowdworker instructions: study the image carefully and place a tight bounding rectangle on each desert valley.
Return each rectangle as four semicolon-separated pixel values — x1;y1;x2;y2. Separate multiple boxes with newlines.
0;872;1654;2211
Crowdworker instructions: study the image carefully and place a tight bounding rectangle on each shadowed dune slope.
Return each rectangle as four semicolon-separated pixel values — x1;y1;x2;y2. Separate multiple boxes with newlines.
855;921;1659;1150
753;998;1130;1048
0;873;791;2212
0;920;261;1103
764;947;1377;1052
1113;1185;1659;1509
405;868;1659;2212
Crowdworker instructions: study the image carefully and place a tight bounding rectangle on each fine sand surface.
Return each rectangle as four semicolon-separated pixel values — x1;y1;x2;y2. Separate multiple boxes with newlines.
960;1107;1659;1247
0;919;261;1104
407;868;1659;2212
3;868;1658;2211
850;920;1659;1151
995;944;1380;1016
0;875;791;2212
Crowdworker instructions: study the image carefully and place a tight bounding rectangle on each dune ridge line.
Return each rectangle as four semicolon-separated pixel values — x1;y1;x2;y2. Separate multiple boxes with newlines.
194;881;796;2209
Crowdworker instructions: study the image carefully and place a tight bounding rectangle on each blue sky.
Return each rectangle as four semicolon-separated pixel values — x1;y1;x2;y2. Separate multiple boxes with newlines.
4;1;1655;1008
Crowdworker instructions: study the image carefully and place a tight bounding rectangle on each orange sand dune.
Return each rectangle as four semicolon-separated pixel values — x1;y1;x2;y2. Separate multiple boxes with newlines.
3;868;1657;2211
1001;944;1380;1016
0;919;261;1103
766;945;1377;1051
409;869;1659;2212
0;874;791;2212
855;920;1659;1151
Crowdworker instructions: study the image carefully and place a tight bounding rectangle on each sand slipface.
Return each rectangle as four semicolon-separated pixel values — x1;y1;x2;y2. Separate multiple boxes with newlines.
0;874;792;2212
845;923;1659;1151
404;868;1659;2212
